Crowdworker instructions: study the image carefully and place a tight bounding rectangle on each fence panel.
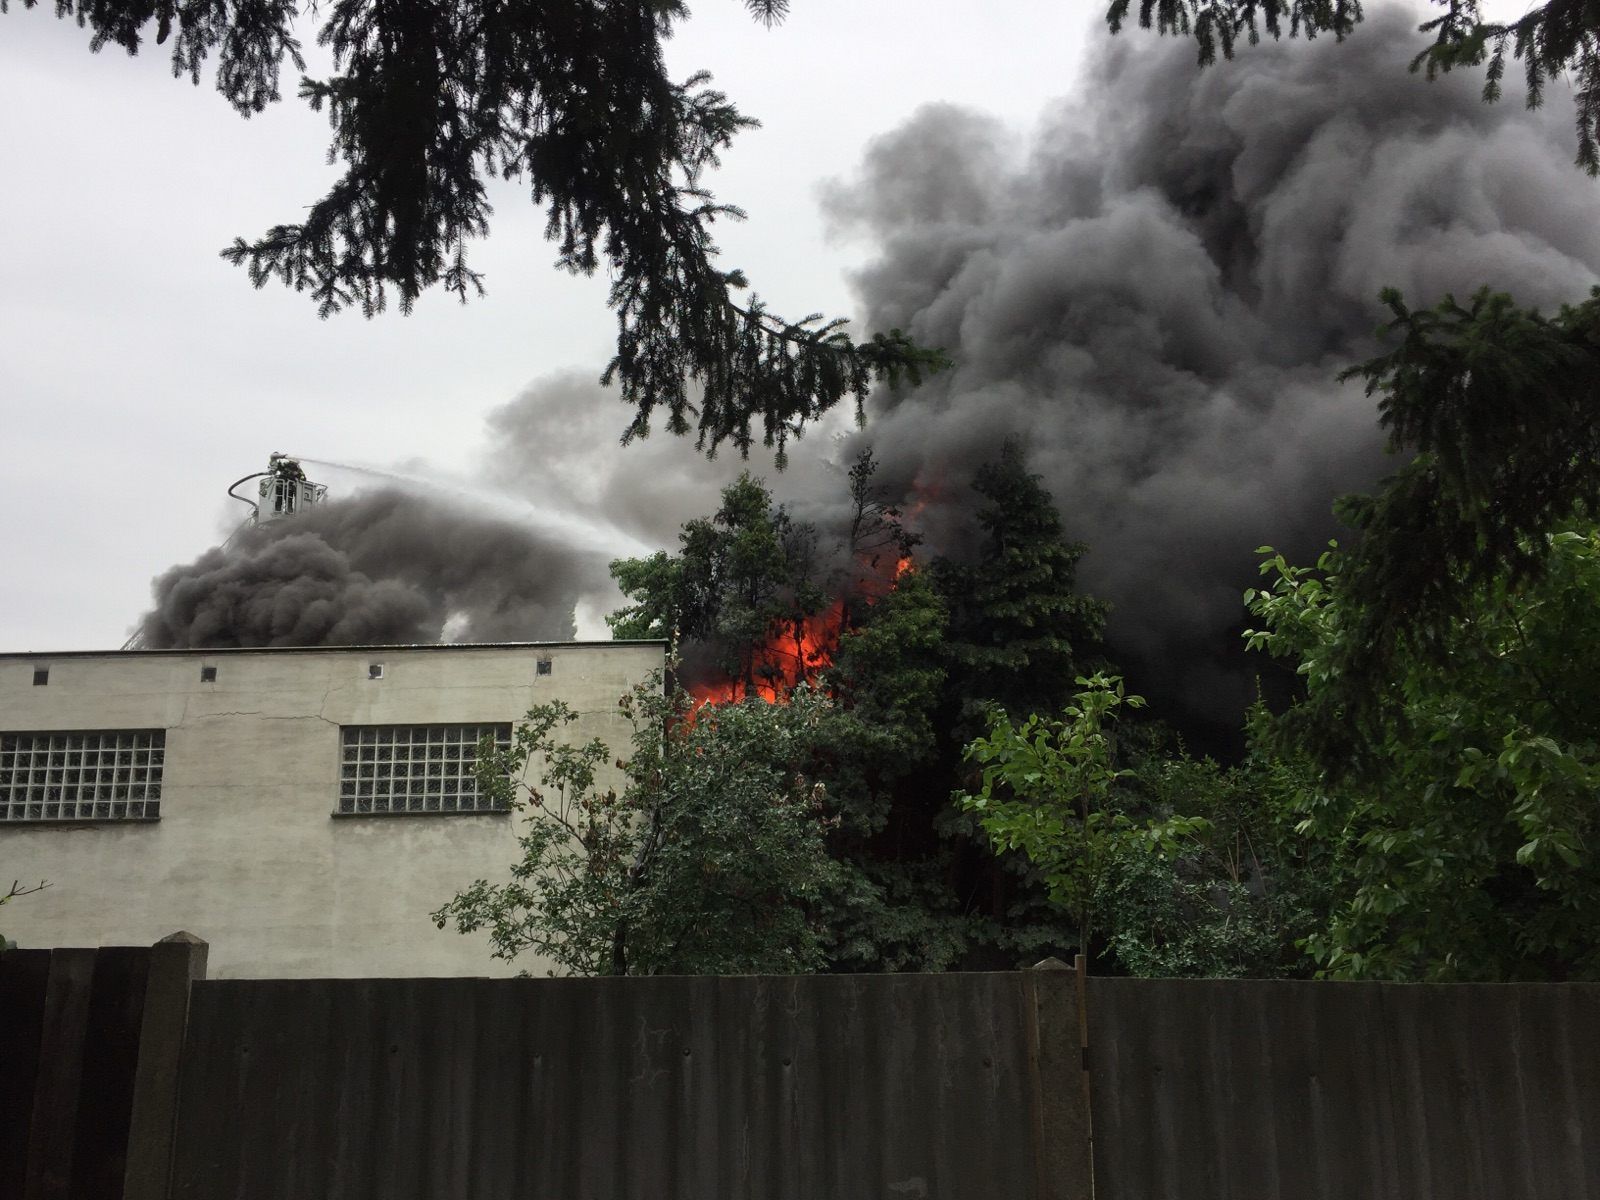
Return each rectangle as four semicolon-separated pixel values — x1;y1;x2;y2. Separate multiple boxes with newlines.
0;937;206;1200
1;946;151;1200
0;949;53;1199
1086;977;1600;1200
166;971;1089;1200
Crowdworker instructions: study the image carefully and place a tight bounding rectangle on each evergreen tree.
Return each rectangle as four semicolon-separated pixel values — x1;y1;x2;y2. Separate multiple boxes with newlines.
912;443;1116;969
1288;287;1600;776
606;452;1118;973
936;441;1109;723
9;0;945;456
809;564;988;972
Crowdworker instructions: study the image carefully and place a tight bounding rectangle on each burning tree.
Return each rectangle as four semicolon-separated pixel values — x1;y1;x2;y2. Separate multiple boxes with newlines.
608;457;917;708
605;447;1125;972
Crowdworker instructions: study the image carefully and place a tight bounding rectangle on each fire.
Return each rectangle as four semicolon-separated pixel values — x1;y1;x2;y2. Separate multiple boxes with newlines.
901;474;945;526
687;552;914;712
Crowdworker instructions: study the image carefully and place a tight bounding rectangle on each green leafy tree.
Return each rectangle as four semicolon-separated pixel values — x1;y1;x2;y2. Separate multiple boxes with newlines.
817;565;948;839
1100;746;1329;977
9;0;945;456
1245;523;1600;980
809;564;981;971
609;472;826;695
956;673;1208;960
936;441;1109;724
433;679;840;976
1109;0;1600;174
1304;287;1600;770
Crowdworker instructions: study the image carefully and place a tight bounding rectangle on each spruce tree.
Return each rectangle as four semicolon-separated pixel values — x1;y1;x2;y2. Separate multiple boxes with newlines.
10;0;945;456
811;566;984;972
936;441;1109;723
1287;286;1600;776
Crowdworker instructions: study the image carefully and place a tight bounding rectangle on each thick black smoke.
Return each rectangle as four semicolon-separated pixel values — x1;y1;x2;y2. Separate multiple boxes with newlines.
136;11;1600;701
138;490;601;647
824;9;1600;722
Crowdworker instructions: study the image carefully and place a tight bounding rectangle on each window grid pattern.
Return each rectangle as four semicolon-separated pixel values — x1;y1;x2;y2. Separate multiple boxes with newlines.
0;731;165;822
339;725;511;815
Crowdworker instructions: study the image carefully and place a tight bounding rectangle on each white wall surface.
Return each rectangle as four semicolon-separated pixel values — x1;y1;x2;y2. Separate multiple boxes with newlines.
0;642;663;978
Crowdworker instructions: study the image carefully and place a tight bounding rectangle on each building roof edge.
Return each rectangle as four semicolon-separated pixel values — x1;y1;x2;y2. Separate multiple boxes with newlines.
0;640;668;660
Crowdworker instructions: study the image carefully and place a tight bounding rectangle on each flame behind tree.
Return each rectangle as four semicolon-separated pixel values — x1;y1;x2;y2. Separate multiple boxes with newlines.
607;456;981;972
608;453;918;707
606;448;1115;973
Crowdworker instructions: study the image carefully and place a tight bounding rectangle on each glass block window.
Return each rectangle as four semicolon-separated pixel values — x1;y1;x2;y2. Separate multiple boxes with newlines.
0;730;165;822
338;724;511;815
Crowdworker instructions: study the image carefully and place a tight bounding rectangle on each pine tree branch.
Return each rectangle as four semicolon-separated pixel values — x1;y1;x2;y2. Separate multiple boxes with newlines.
10;0;947;457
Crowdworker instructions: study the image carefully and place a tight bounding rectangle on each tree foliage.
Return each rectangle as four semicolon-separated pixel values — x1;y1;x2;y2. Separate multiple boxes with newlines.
806;563;975;971
8;0;946;457
1287;287;1600;772
956;674;1208;960
606;450;1107;972
1245;525;1600;980
609;471;827;693
432;680;839;976
1101;746;1329;978
937;440;1109;723
1107;0;1600;174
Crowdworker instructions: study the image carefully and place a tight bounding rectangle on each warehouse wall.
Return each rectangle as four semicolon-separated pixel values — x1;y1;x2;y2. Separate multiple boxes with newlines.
0;643;663;978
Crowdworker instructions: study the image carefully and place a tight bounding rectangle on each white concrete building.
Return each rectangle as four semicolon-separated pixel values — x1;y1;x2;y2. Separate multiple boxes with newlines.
0;642;664;978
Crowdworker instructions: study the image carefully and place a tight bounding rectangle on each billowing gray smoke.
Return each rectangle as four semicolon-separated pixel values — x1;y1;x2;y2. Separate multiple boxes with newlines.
825;8;1600;718
137;490;601;647
135;10;1600;711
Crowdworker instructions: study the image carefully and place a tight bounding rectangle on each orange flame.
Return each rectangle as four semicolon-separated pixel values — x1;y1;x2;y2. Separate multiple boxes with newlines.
687;552;913;713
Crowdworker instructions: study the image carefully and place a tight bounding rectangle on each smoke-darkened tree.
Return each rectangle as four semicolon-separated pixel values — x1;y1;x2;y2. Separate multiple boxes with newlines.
1110;0;1600;173
934;442;1109;725
6;0;944;456
608;457;1088;971
809;565;981;971
1319;286;1600;774
609;472;827;694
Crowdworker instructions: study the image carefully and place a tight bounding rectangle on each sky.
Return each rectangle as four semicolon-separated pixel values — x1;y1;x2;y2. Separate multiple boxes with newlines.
0;1;1097;650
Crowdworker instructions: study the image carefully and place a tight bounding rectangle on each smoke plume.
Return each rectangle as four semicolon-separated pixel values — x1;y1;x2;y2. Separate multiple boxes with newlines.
824;8;1600;720
136;9;1600;724
138;490;602;647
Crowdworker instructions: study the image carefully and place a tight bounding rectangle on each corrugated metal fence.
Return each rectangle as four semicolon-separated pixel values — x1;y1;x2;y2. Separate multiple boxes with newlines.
1087;977;1600;1199
167;971;1090;1200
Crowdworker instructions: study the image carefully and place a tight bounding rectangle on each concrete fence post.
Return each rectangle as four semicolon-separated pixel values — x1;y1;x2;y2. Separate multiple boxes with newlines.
122;932;208;1200
1025;958;1095;1200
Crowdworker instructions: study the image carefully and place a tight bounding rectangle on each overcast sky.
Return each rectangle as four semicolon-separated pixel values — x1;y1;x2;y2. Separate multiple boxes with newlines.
0;2;1103;650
